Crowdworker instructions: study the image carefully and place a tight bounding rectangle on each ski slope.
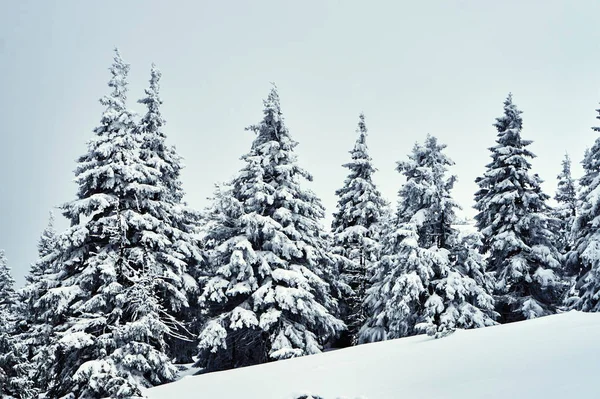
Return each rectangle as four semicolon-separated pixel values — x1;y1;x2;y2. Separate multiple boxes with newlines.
146;311;600;399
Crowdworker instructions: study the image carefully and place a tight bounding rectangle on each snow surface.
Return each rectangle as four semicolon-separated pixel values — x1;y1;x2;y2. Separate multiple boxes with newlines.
146;311;600;399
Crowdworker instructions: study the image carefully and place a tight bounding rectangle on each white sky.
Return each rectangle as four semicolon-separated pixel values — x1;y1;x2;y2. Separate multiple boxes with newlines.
1;0;600;285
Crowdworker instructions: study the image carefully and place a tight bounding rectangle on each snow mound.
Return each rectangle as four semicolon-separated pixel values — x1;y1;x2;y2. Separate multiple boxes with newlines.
146;311;600;399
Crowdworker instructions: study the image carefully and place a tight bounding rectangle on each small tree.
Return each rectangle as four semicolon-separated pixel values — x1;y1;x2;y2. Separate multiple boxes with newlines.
553;153;577;254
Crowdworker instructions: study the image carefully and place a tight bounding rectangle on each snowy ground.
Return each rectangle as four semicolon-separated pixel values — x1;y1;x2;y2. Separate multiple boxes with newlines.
146;311;600;399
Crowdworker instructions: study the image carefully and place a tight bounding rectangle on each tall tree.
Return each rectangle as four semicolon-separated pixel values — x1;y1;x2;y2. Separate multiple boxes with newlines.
196;86;344;373
361;135;496;341
553;153;578;254
568;106;600;311
474;94;564;323
331;113;386;346
136;63;203;362
33;50;179;398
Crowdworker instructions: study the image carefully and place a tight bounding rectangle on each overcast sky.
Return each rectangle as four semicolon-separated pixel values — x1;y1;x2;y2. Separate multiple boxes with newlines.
1;0;600;286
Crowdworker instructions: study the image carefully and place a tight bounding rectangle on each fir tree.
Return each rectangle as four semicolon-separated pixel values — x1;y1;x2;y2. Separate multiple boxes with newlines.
33;49;179;398
553;153;577;254
331;113;386;346
196;86;344;373
474;94;564;323
136;63;203;362
361;135;496;341
568;106;600;311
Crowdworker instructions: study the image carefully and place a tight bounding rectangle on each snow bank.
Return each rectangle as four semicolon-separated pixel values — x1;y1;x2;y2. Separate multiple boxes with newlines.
146;311;600;399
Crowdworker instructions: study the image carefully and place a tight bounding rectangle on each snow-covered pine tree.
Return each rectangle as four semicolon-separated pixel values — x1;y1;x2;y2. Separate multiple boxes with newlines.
474;94;564;323
568;106;600;311
32;49;180;398
553;153;578;254
331;113;386;346
0;250;36;399
361;135;496;341
196;85;344;373
136;63;203;362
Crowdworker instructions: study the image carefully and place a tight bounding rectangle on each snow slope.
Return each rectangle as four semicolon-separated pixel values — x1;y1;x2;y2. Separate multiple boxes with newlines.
146;311;600;399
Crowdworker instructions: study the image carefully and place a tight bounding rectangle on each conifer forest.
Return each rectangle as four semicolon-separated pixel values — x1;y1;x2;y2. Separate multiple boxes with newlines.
2;47;600;399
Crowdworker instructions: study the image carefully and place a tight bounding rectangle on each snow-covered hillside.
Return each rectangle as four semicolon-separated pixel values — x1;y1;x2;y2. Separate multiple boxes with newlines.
146;311;600;399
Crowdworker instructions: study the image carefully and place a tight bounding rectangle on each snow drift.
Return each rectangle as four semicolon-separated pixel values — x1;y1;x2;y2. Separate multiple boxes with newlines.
146;311;600;399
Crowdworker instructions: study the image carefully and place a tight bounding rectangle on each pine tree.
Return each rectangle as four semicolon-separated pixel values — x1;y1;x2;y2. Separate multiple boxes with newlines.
553;153;577;254
0;250;36;399
361;135;496;341
568;106;600;311
136;63;203;362
331;113;386;346
196;86;344;373
474;94;564;323
32;49;179;398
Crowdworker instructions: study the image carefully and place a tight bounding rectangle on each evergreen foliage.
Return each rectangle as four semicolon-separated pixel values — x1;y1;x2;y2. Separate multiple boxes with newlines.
553;153;578;254
569;106;600;311
0;251;36;399
474;94;564;323
31;50;182;398
196;86;344;373
331;113;386;346
361;135;496;342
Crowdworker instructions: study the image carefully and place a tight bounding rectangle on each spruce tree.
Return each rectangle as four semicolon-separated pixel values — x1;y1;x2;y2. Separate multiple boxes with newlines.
136;63;203;362
331;113;386;346
196;86;344;373
474;94;564;323
568;106;600;311
32;49;179;398
361;135;496;341
553;153;577;254
359;221;432;342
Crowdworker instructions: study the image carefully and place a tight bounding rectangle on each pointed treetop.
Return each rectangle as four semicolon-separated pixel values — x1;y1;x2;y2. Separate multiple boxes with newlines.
37;210;57;258
101;47;130;112
247;84;293;148
138;62;164;133
262;83;281;115
495;92;523;132
357;113;367;134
